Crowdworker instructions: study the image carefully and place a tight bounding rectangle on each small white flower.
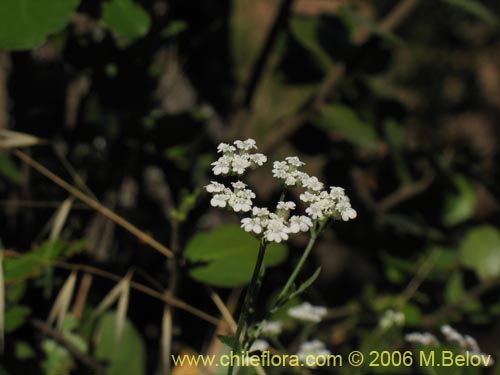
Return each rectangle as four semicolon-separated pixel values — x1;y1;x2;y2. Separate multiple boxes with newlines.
306;203;325;220
234;138;257;151
210;194;229;208
288;302;327;323
241;217;263;234
329;186;345;199
297;340;330;368
277;201;296;211
229;196;253;212
302;176;324;191
205;181;226;193
261;321;283;336
379;309;405;330
231;154;251;175
217;143;236;153
285;156;305;167
288;215;313;233
249;339;269;352
252;207;270;217
265;218;290;243
211;156;231;175
405;332;438;346
250;153;267;166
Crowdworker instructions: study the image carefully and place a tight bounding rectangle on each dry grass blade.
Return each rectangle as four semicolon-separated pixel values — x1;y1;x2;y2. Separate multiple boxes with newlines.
161;306;173;375
0;129;45;149
12;149;174;259
0;251;4;354
47;271;78;331
49;198;74;241
115;272;131;347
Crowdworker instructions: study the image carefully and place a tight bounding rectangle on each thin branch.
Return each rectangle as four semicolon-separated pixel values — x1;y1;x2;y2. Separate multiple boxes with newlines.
53;261;220;326
260;0;420;153
241;0;295;109
11;149;174;259
422;276;500;328
31;318;107;374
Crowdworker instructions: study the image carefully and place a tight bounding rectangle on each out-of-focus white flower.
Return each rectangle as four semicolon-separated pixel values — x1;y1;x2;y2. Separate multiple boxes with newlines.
249;339;269;352
261;321;283;336
297;340;330;368
405;332;439;346
277;201;296;211
379;309;405;330
288;302;327;323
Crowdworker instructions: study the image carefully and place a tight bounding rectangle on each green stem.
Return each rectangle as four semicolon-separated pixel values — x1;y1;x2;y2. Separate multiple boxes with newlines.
276;235;316;306
228;241;267;375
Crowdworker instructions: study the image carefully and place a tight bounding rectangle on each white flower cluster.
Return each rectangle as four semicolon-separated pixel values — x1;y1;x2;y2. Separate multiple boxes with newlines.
211;139;267;176
206;139;357;243
405;332;438;346
297;340;331;368
272;157;356;222
288;302;328;323
261;321;283;336
379;309;405;330
406;325;494;366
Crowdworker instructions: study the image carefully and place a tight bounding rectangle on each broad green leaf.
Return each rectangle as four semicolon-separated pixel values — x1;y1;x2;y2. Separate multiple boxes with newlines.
0;0;80;50
185;225;288;287
95;312;146;375
4;306;30;333
3;240;85;283
441;0;498;26
102;0;151;44
15;341;36;360
442;174;476;227
316;104;380;151
445;271;481;312
290;16;332;70
459;225;500;281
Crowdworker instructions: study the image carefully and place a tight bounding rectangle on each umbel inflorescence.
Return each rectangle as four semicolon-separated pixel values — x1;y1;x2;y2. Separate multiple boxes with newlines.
205;139;357;243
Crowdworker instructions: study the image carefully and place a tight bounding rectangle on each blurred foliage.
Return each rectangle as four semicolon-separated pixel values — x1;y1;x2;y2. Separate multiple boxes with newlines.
1;0;500;374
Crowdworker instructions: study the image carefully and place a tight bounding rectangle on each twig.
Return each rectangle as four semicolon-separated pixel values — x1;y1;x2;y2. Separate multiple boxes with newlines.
51;261;221;326
31;318;107;373
241;0;295;110
11;149;174;259
422;276;500;328
260;0;420;153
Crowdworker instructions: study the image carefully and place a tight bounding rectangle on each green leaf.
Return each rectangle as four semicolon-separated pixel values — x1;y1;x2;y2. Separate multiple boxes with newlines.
4;306;30;333
442;174;476;227
289;16;332;70
0;0;80;50
185;225;288;287
441;0;498;26
102;0;151;44
94;312;145;375
15;341;36;360
3;240;85;283
161;20;188;39
316;104;380;151
0;154;21;184
288;267;321;301
459;225;500;281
